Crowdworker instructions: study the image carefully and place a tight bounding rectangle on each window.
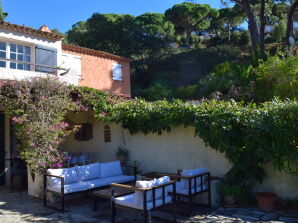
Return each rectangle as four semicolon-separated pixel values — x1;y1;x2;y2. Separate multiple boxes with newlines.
35;45;57;73
0;41;6;68
104;125;111;143
112;63;123;81
75;123;93;141
0;41;31;70
10;43;31;71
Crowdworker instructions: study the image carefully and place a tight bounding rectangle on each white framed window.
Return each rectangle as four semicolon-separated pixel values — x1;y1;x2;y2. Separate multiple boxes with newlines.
0;41;31;71
10;43;31;71
112;63;123;81
0;41;6;68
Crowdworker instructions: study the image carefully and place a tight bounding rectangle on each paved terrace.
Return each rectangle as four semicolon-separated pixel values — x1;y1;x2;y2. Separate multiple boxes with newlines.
0;188;298;223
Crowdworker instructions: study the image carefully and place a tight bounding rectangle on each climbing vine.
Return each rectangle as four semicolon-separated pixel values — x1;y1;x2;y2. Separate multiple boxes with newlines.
81;95;298;185
1;77;298;185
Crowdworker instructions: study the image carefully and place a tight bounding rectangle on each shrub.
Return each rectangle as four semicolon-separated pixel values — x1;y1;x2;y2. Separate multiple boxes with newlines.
197;61;254;99
220;183;242;196
142;83;172;101
271;20;286;43
173;85;198;99
255;54;298;102
0;77;76;174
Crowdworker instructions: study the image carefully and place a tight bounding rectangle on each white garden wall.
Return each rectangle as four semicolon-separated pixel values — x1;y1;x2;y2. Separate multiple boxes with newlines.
60;112;298;201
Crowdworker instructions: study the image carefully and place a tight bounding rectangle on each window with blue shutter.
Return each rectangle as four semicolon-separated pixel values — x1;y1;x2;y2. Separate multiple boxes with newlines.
35;45;57;73
112;63;123;81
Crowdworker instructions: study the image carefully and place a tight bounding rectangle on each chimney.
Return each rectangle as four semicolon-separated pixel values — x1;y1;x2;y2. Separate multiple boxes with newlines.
39;24;51;33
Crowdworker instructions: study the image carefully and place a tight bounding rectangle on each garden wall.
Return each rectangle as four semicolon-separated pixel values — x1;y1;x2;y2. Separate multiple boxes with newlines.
61;112;298;201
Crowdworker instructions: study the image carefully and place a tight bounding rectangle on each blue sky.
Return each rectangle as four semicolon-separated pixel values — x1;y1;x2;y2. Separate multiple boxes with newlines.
3;0;221;33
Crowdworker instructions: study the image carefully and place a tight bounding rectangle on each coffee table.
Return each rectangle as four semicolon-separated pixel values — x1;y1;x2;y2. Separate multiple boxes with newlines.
93;184;135;211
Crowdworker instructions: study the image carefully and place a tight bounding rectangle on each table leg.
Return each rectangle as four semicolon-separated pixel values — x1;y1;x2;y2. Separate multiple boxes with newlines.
93;196;98;211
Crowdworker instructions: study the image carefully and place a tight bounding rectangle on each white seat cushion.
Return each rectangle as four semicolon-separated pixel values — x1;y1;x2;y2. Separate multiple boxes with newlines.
168;182;207;195
99;161;123;178
115;193;172;210
47;167;79;188
181;168;207;189
47;181;90;194
76;163;100;181
86;175;135;189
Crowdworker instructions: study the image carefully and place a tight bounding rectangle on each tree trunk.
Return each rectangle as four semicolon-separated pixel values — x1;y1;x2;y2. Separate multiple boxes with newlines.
260;0;266;54
286;0;298;46
185;30;191;46
241;0;261;57
228;25;231;43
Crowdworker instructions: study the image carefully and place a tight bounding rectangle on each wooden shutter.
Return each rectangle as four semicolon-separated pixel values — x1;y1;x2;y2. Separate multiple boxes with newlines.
35;45;57;73
75;123;93;141
104;125;111;142
112;63;123;81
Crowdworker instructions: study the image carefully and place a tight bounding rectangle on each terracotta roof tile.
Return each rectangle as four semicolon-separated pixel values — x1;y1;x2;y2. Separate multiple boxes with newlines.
0;21;64;41
62;44;131;62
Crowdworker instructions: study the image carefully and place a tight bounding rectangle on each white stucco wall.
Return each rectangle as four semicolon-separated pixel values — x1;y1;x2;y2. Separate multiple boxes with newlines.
0;28;80;85
61;112;126;162
61;114;298;200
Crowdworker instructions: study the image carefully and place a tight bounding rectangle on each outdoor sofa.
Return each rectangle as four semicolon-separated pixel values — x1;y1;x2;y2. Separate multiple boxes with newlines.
44;161;136;211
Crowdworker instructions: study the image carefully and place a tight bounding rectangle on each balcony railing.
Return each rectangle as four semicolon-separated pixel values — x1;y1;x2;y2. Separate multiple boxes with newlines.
0;57;67;74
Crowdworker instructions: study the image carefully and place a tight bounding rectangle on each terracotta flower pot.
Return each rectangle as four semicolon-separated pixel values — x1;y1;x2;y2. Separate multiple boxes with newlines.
256;192;277;212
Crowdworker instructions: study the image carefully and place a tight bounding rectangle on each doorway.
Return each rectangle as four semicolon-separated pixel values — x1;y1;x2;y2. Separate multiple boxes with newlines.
0;113;5;185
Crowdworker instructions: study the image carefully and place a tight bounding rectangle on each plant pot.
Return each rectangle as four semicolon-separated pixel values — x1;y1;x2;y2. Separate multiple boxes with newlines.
224;195;236;205
256;192;277;212
116;155;126;166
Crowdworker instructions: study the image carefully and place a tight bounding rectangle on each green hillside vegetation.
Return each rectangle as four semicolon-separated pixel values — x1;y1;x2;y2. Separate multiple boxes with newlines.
66;1;298;103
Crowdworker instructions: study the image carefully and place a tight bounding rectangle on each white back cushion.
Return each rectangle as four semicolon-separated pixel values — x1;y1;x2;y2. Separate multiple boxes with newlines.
76;163;100;181
99;161;123;178
134;176;171;205
181;168;207;189
153;176;171;200
47;167;79;187
134;180;154;205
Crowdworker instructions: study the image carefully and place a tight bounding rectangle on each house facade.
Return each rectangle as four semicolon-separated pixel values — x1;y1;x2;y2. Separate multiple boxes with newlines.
0;21;131;188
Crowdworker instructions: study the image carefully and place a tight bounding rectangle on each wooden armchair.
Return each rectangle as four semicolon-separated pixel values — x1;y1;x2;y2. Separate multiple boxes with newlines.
111;180;177;223
142;171;211;215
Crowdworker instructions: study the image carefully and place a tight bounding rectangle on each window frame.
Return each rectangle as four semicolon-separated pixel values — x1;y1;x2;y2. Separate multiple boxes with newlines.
112;63;123;81
0;40;33;71
9;43;31;71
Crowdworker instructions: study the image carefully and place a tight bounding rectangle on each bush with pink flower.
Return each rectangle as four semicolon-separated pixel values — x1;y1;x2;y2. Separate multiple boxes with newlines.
0;77;76;174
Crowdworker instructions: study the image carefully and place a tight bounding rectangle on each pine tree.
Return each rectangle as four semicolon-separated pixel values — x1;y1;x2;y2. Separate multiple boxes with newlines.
0;0;8;21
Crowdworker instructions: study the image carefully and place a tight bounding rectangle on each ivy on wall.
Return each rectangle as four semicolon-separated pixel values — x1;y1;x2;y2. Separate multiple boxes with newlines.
1;77;298;185
80;93;298;185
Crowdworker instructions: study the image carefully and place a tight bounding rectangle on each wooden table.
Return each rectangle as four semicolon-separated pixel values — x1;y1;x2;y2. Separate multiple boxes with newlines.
93;184;135;211
141;172;180;180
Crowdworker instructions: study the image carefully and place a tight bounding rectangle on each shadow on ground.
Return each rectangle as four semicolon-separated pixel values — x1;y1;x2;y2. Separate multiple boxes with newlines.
1;187;298;222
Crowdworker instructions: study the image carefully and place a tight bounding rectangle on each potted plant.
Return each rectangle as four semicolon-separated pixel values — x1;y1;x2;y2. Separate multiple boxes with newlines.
114;147;129;165
256;192;277;212
220;183;242;207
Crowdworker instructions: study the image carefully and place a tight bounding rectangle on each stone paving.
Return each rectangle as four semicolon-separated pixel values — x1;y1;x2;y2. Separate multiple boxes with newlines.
0;189;298;223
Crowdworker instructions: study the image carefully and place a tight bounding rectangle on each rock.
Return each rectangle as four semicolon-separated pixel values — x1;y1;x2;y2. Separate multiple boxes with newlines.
279;216;298;222
232;214;260;221
252;210;266;215
261;213;279;221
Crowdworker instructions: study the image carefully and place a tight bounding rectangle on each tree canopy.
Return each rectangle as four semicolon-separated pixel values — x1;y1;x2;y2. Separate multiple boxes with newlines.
165;2;219;46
